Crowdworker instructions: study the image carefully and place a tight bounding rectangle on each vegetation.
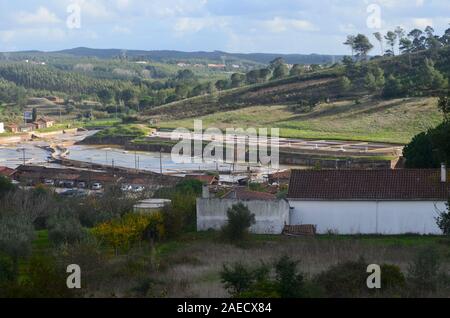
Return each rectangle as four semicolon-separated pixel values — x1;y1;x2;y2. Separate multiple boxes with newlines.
221;203;256;244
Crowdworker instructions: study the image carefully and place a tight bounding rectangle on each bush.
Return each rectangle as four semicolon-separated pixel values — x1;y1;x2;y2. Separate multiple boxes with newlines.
221;263;261;297
92;213;152;254
436;200;450;235
274;256;305;298
142;212;165;242
314;258;368;298
48;214;86;246
15;256;77;298
407;247;441;295
380;264;406;293
221;256;305;298
0;215;35;274
0;254;16;284
0;176;14;197
221;203;256;243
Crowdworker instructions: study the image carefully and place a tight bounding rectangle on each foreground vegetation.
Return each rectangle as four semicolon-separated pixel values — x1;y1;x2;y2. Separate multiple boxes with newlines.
0;177;449;298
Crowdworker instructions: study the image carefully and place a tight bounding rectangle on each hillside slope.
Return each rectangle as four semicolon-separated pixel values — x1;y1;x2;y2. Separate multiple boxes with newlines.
146;70;344;119
156;97;441;144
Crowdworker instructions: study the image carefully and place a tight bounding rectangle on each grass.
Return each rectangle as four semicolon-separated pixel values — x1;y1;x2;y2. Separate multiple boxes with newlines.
156;97;442;144
153;231;450;297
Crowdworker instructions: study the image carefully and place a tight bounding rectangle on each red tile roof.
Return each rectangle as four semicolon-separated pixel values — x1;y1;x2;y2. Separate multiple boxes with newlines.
0;166;15;177
223;188;277;201
288;169;450;201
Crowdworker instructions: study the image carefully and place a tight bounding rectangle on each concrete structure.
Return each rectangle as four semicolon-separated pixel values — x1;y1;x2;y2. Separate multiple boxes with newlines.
0;122;4;134
134;199;172;214
288;168;450;235
197;186;290;234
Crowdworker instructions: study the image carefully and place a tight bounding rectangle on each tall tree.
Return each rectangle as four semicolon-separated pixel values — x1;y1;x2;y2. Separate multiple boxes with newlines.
408;29;426;52
343;35;356;57
373;32;384;55
399;37;414;67
385;31;397;56
394;26;405;54
353;34;373;60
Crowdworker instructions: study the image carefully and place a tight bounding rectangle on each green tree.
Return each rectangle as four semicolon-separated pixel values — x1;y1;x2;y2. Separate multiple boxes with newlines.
274;256;305;298
230;73;245;88
353;34;373;60
343;35;356;57
385;31;397;55
438;91;450;121
418;58;446;90
289;64;303;76
272;63;289;80
221;203;255;243
97;88;113;106
338;76;352;92
403;132;439;168
373;32;384;55
436;200;450;236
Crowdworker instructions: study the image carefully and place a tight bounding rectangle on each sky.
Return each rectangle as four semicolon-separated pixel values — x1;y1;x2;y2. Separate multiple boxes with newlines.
0;0;449;54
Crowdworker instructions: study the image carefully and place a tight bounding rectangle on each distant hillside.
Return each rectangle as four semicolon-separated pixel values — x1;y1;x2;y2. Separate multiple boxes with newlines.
145;69;344;119
4;47;343;65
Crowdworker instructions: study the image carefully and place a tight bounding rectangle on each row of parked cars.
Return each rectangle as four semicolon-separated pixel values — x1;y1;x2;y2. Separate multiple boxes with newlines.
120;184;146;193
44;179;103;191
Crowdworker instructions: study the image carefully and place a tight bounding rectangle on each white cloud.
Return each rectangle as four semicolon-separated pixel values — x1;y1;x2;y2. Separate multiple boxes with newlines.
174;16;227;33
412;18;433;28
0;28;66;43
15;7;61;25
264;17;318;33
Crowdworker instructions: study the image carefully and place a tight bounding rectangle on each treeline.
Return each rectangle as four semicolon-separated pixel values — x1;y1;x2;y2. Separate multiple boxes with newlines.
339;26;450;100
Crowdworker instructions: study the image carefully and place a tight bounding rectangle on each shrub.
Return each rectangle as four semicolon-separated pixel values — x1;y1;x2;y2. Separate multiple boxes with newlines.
314;258;368;298
380;264;406;293
0;176;14;197
221;256;305;298
0;254;16;284
92;213;152;254
142;212;165;242
221;203;256;243
436;200;450;235
0;215;35;274
407;247;441;294
274;256;305;298
48;214;86;246
221;263;259;297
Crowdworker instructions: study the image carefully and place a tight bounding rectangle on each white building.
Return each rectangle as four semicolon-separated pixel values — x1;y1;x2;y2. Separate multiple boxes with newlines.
0;122;4;134
288;167;449;235
196;167;449;235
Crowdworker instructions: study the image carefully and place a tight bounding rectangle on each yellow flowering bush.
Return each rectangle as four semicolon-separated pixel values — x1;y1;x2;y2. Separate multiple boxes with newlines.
92;213;163;254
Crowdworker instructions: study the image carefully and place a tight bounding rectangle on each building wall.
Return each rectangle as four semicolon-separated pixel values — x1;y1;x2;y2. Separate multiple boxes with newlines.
289;200;446;235
197;198;290;234
0;123;4;134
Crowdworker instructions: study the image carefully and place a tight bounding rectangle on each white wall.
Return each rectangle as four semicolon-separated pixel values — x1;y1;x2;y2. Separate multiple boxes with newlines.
289;200;446;235
0;123;4;134
197;198;290;234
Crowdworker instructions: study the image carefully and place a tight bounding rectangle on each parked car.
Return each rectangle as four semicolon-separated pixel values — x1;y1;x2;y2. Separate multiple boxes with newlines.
91;183;103;191
131;185;145;193
44;179;54;186
59;189;87;198
77;182;86;189
121;184;132;192
63;181;75;188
